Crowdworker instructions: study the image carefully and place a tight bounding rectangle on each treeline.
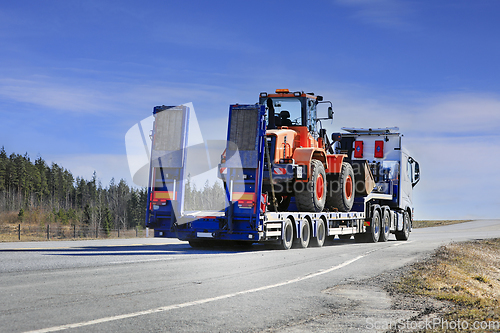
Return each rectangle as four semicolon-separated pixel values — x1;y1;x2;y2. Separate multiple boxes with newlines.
0;147;147;232
0;147;228;233
184;178;226;211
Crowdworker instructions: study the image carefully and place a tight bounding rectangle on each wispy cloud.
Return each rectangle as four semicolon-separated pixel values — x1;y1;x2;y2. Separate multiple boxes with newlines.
334;0;417;29
0;78;115;114
325;88;500;137
319;86;500;219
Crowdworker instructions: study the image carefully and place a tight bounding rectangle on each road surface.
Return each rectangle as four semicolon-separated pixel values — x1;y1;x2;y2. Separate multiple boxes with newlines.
1;219;500;333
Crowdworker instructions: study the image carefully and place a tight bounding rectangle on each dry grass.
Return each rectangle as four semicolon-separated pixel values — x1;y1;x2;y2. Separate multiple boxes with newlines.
395;239;500;331
412;220;473;229
0;211;147;242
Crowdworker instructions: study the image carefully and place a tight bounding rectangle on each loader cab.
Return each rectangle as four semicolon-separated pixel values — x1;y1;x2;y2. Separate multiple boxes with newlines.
259;89;327;135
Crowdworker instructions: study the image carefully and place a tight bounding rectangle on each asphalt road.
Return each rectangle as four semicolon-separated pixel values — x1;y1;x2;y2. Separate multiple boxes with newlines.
1;219;500;333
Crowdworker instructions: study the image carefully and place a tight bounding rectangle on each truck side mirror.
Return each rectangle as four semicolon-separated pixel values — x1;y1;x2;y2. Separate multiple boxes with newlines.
328;106;333;119
412;161;420;187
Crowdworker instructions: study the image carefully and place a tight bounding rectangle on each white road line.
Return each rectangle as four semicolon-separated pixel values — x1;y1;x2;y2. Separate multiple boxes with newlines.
24;254;366;333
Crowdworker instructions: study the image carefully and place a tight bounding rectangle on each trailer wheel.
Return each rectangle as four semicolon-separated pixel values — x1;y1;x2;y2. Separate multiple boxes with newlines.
379;209;391;242
326;162;355;212
280;218;294;250
295;159;326;212
296;220;310;248
395;211;411;241
311;218;326;247
367;209;381;243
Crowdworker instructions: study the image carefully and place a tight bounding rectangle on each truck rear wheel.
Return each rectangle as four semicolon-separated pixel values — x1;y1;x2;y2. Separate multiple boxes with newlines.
295;160;326;212
280;218;294;250
366;209;381;243
379;208;391;242
326;162;355;212
311;218;326;247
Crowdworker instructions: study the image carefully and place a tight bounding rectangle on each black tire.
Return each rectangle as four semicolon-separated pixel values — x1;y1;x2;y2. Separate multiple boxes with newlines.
366;209;381;243
295;160;326;212
326;162;355;212
311;218;326;247
379;208;390;242
295;221;310;248
395;211;411;241
280;218;294;250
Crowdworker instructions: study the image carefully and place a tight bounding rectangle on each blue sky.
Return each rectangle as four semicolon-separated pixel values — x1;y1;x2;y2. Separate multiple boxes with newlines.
1;0;499;219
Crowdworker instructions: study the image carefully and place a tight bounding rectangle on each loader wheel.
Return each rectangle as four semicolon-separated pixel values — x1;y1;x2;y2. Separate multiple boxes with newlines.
326;162;355;212
280;218;294;250
395;211;411;241
379;208;391;242
311;218;326;247
295;159;326;212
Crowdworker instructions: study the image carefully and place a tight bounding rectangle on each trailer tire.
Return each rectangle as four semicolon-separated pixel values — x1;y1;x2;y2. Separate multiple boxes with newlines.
280;218;294;250
295;220;310;248
395;211;411;241
367;209;381;243
311;218;326;247
379;208;391;242
326;162;355;212
295;160;326;212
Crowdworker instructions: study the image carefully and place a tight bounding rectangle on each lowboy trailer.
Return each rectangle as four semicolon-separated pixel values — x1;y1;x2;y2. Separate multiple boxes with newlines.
145;91;420;249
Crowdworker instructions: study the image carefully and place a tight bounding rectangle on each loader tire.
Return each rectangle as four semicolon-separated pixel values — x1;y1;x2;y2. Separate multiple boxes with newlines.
326;162;355;212
295;160;326;212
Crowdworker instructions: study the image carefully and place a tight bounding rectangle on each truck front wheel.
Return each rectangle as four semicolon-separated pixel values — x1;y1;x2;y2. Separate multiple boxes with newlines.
395;211;411;241
295;160;326;212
